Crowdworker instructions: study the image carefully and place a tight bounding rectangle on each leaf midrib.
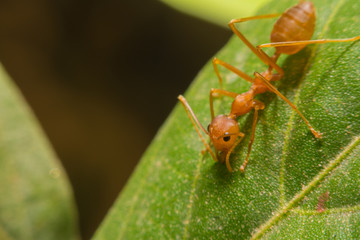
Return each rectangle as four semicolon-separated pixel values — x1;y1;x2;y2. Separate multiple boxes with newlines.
182;152;206;239
250;135;360;239
114;126;168;240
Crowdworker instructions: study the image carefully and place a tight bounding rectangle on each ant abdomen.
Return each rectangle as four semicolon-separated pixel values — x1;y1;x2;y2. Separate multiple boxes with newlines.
271;1;316;55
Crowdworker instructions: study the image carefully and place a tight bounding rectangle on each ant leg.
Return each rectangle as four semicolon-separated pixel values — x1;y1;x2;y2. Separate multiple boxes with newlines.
257;35;360;50
228;13;281;66
210;88;238;120
255;35;360;78
212;57;253;89
254;72;322;138
256;48;284;77
255;36;360;80
225;132;245;172
178;95;218;161
240;100;264;172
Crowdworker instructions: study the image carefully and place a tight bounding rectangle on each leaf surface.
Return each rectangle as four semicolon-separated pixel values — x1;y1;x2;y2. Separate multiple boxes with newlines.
0;64;79;240
94;0;360;239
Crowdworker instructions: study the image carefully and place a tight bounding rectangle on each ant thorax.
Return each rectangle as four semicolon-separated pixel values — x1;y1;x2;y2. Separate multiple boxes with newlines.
230;92;256;117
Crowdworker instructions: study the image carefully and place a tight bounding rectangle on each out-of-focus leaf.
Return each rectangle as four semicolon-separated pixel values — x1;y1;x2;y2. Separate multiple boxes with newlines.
94;0;360;239
160;0;270;27
0;64;79;240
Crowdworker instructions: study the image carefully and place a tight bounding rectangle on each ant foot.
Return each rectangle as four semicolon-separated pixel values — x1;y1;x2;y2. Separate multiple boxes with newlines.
201;149;207;155
311;128;323;139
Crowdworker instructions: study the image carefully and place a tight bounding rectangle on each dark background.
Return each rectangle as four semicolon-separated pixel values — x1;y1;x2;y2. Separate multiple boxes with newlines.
0;0;231;239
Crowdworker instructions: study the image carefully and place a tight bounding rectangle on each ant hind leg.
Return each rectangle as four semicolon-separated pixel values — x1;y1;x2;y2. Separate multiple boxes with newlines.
228;13;284;76
257;36;360;51
228;13;281;65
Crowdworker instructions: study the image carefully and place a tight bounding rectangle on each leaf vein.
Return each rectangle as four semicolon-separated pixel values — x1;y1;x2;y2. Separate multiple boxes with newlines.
115;149;166;239
182;153;205;239
277;0;346;208
291;204;360;216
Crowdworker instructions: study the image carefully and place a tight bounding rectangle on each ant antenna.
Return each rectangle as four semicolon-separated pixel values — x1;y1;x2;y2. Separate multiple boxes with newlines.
178;95;218;161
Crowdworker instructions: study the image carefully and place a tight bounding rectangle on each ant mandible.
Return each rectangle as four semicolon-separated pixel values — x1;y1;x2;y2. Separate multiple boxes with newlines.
178;1;360;173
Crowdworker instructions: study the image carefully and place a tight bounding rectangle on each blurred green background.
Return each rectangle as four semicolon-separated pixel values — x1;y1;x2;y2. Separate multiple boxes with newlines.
0;0;231;238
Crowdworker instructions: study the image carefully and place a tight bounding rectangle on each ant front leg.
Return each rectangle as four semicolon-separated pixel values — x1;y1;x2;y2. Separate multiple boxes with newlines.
240;100;264;173
225;132;245;172
212;57;253;89
209;88;238;120
209;88;239;161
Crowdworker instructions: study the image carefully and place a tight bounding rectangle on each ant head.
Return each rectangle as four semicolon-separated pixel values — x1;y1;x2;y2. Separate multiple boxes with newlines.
207;115;240;152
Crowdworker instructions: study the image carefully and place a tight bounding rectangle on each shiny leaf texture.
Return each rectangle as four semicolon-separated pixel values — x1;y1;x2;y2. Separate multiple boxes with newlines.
94;0;360;239
0;64;79;240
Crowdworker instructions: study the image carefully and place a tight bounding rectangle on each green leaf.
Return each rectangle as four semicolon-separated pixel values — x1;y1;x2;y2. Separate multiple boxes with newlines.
0;64;79;240
94;0;360;239
160;0;270;27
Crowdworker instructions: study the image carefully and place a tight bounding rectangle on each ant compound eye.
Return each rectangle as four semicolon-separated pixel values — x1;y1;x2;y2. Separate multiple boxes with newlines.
207;124;210;132
223;136;231;142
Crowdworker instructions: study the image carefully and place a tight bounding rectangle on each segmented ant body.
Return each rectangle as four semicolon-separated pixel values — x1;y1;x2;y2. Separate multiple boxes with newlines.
179;1;360;172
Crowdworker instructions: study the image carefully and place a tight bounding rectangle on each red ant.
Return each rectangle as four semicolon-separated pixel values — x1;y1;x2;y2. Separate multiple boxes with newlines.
178;1;360;173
